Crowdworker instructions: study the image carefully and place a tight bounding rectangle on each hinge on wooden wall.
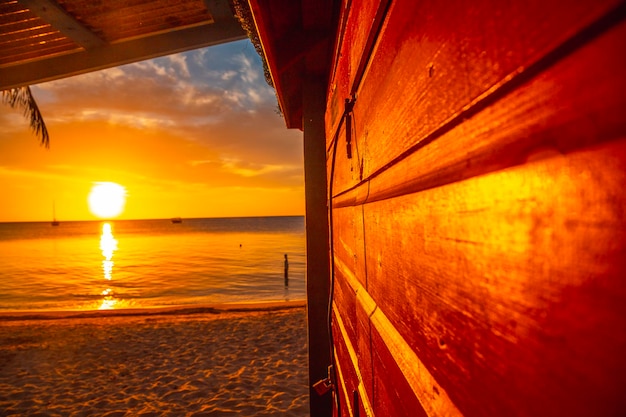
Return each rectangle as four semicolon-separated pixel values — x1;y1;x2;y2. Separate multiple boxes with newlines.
345;96;356;160
312;364;335;396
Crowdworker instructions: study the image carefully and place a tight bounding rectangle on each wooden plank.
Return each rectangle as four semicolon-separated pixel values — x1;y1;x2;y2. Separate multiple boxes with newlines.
0;28;68;51
250;0;335;130
333;258;357;345
329;114;372;207
371;322;432;417
0;19;246;89
0;35;77;65
330;0;623;196
361;139;626;417
332;256;375;416
337;257;462;417
332;204;367;288
203;0;234;21
333;304;375;417
328;121;359;202
354;287;375;415
325;0;389;140
16;0;105;48
345;0;388;95
334;351;355;417
333;310;361;416
0;22;56;44
334;16;626;207
333;250;375;416
332;230;375;415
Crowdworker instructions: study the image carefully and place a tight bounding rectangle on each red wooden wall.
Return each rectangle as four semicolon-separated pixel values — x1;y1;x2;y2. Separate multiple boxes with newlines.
325;1;626;416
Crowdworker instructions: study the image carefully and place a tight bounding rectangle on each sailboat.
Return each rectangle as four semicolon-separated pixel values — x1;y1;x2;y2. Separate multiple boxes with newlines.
51;202;59;226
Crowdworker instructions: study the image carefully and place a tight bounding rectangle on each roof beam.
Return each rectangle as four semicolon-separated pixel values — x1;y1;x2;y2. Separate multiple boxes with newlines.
203;0;237;20
15;0;106;49
0;20;246;89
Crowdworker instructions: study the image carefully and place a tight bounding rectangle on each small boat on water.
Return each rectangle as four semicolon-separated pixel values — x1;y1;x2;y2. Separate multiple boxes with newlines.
171;217;182;224
51;202;59;226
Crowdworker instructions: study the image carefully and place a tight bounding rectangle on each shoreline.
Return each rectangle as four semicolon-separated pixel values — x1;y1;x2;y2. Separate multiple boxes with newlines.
0;299;306;322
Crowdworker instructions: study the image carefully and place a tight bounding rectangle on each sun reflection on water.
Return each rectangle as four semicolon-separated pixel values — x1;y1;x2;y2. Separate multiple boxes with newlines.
99;222;118;309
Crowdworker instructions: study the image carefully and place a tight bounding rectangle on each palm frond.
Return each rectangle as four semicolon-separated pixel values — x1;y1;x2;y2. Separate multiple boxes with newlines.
2;86;50;148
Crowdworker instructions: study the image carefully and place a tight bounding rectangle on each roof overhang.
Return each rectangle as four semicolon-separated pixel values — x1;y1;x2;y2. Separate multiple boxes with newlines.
248;0;337;130
0;0;246;90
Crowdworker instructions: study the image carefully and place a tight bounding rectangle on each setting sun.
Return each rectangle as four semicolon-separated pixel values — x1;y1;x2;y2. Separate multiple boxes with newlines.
88;182;127;219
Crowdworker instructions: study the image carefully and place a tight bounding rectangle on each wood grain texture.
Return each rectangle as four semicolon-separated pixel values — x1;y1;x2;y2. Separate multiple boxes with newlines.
333;14;626;207
333;257;357;346
0;20;246;89
326;2;626;417
333;352;353;417
332;204;367;288
248;0;304;128
325;0;389;145
335;243;464;417
355;291;374;411
333;306;375;417
370;304;461;417
333;312;359;416
361;139;626;417
328;0;622;197
332;256;374;417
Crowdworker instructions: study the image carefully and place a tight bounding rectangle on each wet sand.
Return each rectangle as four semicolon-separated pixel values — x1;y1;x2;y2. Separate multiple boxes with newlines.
0;303;309;416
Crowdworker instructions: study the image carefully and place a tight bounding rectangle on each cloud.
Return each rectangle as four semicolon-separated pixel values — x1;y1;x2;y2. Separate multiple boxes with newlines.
34;40;277;127
31;38;299;165
167;53;191;78
221;70;237;81
1;39;304;220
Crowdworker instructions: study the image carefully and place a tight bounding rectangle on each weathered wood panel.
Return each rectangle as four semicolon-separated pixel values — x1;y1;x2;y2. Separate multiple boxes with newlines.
332;257;375;415
325;0;389;145
333;247;462;417
326;1;626;417
333;312;359;416
332;304;375;417
362;139;626;417
328;121;362;207
354;297;373;414
248;0;304;128
328;0;623;196
370;320;430;417
334;15;626;208
332;203;367;288
333;258;357;345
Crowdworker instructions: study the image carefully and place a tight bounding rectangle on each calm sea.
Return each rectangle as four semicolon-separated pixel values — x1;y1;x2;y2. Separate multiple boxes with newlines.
0;216;306;312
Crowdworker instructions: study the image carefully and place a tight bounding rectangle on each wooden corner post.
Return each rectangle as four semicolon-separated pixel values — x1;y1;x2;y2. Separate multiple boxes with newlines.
303;74;333;417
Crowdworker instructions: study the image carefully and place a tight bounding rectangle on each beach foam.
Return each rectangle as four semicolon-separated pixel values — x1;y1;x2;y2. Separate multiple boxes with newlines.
0;304;309;416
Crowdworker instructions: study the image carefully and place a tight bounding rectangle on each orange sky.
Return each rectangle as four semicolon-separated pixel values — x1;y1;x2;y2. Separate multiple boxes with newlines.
0;40;304;222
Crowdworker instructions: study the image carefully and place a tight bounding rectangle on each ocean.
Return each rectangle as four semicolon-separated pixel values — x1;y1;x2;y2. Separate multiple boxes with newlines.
0;216;306;312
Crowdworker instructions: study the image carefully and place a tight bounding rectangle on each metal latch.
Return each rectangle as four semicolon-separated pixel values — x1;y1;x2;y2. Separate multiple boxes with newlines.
345;97;355;160
313;365;335;396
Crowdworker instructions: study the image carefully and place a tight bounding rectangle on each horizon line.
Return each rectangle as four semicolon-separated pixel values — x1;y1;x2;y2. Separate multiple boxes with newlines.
0;214;306;224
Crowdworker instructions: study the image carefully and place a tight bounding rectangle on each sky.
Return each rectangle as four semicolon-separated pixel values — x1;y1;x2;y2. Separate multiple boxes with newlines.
0;39;304;222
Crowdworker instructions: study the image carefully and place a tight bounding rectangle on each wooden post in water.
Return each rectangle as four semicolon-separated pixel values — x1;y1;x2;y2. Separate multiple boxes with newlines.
284;254;289;287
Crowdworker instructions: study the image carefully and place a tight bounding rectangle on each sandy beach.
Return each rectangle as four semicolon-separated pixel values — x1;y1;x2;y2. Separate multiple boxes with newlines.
0;303;309;416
